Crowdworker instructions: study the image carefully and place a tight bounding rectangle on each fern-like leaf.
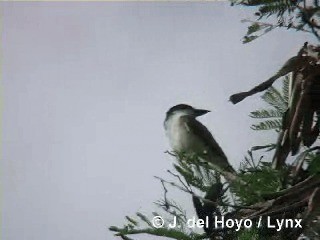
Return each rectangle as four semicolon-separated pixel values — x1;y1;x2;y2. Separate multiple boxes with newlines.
251;119;282;131
250;109;283;118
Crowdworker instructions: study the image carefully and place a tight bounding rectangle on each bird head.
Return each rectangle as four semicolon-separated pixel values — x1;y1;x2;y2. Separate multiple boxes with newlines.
166;104;210;119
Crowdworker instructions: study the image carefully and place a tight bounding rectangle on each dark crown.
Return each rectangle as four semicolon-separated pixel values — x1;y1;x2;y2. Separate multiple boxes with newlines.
166;104;193;115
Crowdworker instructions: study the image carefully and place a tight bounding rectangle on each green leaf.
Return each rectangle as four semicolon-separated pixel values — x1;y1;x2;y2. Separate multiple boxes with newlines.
251;144;276;151
136;212;152;227
125;216;139;226
247;23;261;35
250;109;283;118
308;155;320;174
243;35;259;44
251;119;282;131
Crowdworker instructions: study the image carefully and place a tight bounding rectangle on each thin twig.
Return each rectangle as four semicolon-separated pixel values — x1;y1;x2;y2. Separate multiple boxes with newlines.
167;170;192;192
242;19;313;33
159;178;170;210
164;150;177;157
154;176;192;194
154;176;259;211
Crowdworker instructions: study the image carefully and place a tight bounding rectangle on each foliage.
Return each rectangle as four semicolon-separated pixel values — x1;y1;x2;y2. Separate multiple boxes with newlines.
248;76;290;152
234;159;287;205
250;76;289;132
231;0;320;43
110;146;320;239
109;153;224;239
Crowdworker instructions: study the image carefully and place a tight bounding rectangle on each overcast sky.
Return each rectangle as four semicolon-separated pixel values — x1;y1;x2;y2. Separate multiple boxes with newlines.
2;2;314;240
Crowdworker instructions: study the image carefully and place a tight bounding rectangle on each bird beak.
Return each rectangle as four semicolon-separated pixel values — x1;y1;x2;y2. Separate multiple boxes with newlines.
194;109;210;116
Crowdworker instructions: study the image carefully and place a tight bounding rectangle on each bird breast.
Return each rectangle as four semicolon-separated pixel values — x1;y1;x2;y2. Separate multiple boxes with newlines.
165;116;205;154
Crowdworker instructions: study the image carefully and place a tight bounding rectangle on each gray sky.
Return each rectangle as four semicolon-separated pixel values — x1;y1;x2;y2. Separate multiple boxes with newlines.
2;2;313;240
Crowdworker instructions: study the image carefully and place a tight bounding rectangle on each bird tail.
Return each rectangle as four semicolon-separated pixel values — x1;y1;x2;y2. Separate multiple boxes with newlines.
212;156;237;182
225;164;236;174
222;170;237;182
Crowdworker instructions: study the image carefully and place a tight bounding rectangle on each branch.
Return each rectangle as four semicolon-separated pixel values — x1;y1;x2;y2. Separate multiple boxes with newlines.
109;226;207;240
167;170;192;193
242;18;313;33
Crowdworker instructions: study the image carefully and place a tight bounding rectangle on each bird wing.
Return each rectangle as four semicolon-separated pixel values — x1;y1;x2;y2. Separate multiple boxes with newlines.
181;116;227;160
181;116;236;178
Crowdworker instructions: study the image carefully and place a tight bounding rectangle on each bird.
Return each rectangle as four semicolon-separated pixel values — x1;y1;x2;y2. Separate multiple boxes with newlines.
164;104;236;181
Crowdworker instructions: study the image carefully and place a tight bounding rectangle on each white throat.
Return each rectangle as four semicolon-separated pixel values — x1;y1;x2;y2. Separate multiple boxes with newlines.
164;112;194;152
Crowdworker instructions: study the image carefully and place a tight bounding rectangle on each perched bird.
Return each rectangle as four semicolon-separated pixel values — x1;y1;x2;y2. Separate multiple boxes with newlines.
164;104;236;181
